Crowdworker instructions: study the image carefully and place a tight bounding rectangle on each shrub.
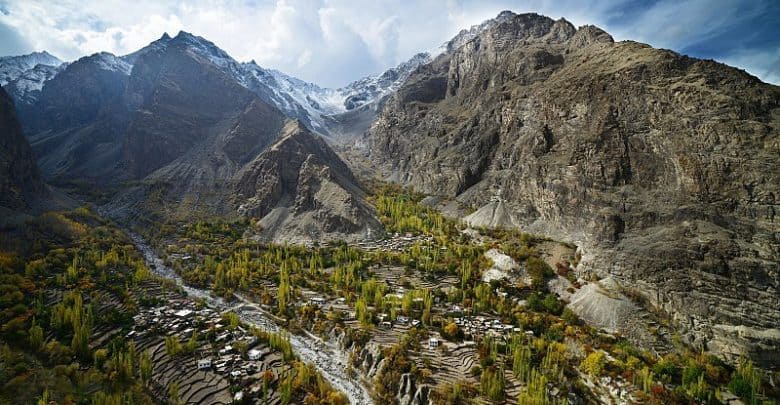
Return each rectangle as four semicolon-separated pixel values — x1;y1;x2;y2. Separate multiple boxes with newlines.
581;351;607;376
728;358;762;404
442;321;460;340
470;365;481;377
526;257;554;288
561;308;579;325
652;355;680;382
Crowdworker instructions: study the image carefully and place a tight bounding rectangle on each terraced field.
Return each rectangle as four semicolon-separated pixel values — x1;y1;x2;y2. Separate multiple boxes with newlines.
371;264;458;291
138;338;232;404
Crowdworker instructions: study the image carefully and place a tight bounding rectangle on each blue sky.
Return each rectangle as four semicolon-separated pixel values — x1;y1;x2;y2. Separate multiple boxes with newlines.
0;0;777;87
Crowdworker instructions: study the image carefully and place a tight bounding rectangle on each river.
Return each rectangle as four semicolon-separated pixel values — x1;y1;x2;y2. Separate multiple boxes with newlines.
128;232;374;405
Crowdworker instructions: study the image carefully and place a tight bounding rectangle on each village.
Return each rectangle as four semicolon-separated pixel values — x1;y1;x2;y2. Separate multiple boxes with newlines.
353;232;436;252
129;296;296;403
299;288;532;345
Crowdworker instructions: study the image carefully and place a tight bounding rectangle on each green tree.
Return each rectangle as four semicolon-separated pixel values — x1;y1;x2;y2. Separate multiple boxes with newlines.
164;335;182;357
512;343;532;383
28;322;44;351
139;350;153;385
168;382;183;405
479;365;505;401
278;265;291;314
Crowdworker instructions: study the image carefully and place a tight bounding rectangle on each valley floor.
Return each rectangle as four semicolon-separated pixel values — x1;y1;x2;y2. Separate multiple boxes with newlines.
0;190;774;404
132;187;777;404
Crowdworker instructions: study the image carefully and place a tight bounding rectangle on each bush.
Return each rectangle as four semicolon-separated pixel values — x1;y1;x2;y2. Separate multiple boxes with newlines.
542;294;563;315
470;365;481;377
442;321;460;340
682;363;703;386
561;308;579;325
652;355;680;382
526;257;554;288
581;351;607;376
728;358;762;404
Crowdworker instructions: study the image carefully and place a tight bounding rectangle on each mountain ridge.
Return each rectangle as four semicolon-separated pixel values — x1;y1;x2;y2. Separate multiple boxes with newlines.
1;31;430;137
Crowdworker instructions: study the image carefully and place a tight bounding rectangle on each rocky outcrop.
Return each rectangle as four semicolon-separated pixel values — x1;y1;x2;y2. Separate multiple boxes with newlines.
235;121;381;243
335;329;432;405
365;11;780;368
464;199;521;229
396;373;432;405
0;86;45;211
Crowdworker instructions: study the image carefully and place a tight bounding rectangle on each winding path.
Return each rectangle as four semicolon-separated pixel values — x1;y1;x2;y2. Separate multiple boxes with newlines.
128;232;374;405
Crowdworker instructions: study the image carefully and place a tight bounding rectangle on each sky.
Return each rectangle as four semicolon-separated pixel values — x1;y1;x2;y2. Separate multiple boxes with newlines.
0;0;777;88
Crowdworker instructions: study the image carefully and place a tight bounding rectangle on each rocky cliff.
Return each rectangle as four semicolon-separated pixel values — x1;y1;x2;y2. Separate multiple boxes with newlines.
235;121;381;243
0;86;45;212
365;11;780;368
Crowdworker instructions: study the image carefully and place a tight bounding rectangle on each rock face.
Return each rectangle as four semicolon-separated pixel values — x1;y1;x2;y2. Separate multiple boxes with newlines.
365;11;780;368
235;121;381;243
396;373;432;405
0;86;45;211
24;52;133;182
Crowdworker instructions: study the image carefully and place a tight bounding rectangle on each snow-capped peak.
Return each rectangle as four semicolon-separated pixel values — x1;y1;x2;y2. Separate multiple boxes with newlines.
0;32;437;136
337;52;431;110
0;51;63;85
121;32;172;64
4;63;66;105
87;52;133;75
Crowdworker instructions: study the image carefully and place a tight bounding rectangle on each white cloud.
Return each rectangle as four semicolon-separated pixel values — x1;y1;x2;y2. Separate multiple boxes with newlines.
0;0;776;86
721;47;780;84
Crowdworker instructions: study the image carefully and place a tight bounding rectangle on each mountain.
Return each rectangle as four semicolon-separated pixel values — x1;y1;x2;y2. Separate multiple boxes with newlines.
365;11;780;368
23;52;132;182
119;31;287;180
11;31;376;242
1;51;65;117
239;62;342;132
0;51;62;85
4;63;66;108
0;86;45;212
15;29;424;186
121;31;428;135
235;121;380;243
239;52;431;134
1;34;428;139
